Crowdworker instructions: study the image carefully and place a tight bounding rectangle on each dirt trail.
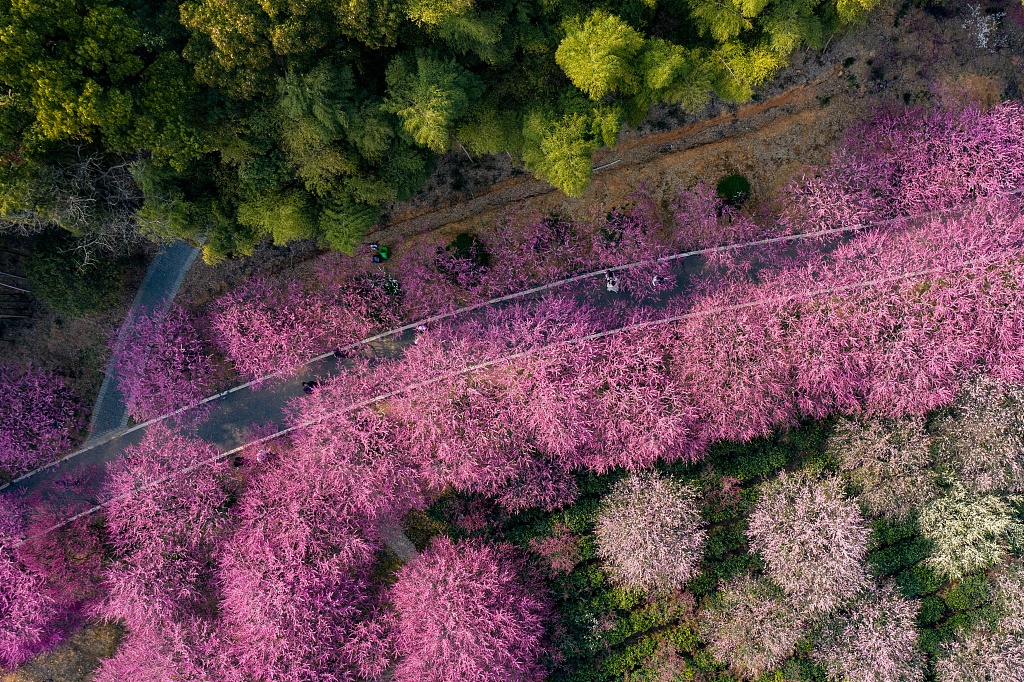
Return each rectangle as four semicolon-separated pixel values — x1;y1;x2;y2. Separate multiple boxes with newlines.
368;69;844;246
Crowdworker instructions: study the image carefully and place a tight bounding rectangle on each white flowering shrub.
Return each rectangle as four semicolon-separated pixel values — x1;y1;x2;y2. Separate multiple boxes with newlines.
936;560;1024;681
812;582;925;682
747;471;870;614
702;575;807;680
594;471;707;594
918;483;1021;581
827;417;938;520
932;376;1024;494
935;630;1024;682
993;561;1024;635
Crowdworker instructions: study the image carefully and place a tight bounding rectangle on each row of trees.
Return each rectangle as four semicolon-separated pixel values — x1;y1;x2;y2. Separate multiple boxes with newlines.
0;0;881;261
106;102;1024;423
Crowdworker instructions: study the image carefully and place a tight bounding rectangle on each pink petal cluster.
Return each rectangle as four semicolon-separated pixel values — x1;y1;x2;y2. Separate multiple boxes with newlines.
0;497;58;670
100;425;231;633
780;101;1024;231
114;304;215;421
209;274;379;380
0;364;80;475
390;536;550;682
528;522;583;575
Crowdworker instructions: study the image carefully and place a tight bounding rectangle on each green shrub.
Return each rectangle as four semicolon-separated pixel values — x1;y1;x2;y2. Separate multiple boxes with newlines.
716;174;751;206
942;574;992;612
868;537;932;576
896;564;945;598
25;232;124;316
446;232;490;267
917;596;947;626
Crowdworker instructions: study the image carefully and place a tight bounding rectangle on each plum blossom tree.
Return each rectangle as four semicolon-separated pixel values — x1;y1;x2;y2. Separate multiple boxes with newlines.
0;364;80;475
827;417;938;520
932;376;1024;494
100;424;232;635
701;575;808;680
92;619;235;682
594;471;706;594
936;630;1024;682
390;536;550;682
0;496;59;670
780;102;1024;232
210;275;378;379
918;483;1021;581
747;471;870;614
216;421;396;680
812;582;925;682
114;304;215;421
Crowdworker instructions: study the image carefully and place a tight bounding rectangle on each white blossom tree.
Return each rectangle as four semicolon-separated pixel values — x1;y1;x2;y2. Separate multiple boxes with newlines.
932;376;1024;494
747;471;870;614
594;471;707;594
918;483;1021;581
827;416;938;519
702;575;807;680
812;582;925;682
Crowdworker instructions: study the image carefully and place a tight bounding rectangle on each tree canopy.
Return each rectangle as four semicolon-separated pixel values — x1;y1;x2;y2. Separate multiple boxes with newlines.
0;0;879;262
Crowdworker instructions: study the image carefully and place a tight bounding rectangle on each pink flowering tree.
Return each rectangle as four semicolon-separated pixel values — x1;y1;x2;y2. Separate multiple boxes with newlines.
113;304;216;421
390;536;550;682
216;422;398;680
746;471;870;615
594;471;707;594
0;496;59;670
210;275;378;379
780;102;1024;232
99;424;232;635
0;364;80;476
812;582;925;682
93;619;235;682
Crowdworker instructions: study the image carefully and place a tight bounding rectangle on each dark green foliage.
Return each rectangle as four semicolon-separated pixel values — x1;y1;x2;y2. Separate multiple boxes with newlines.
25;232;125;316
942;574;991;612
716;174;751;206
0;0;879;261
446;232;490;268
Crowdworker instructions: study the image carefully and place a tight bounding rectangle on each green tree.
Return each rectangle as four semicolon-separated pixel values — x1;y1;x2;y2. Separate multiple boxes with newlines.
556;11;645;101
384;53;480;153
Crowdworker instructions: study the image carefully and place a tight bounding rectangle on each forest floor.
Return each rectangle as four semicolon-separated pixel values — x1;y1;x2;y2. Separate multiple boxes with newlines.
6;1;1024;680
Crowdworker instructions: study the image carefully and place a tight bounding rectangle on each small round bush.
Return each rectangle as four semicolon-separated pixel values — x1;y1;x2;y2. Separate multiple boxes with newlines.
716;174;751;206
25;232;124;316
702;575;807;680
390;536;549;682
827;417;938;520
919;483;1021;581
812;582;925;682
747;471;870;614
594;471;707;594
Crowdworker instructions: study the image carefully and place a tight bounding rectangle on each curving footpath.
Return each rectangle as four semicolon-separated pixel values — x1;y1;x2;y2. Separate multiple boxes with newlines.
87;240;201;441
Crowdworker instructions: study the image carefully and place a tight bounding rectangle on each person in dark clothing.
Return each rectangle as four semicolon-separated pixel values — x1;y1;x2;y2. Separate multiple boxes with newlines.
301;380;320;395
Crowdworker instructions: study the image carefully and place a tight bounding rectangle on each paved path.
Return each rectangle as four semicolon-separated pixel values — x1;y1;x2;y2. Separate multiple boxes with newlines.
87;241;201;440
3;198;983;539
